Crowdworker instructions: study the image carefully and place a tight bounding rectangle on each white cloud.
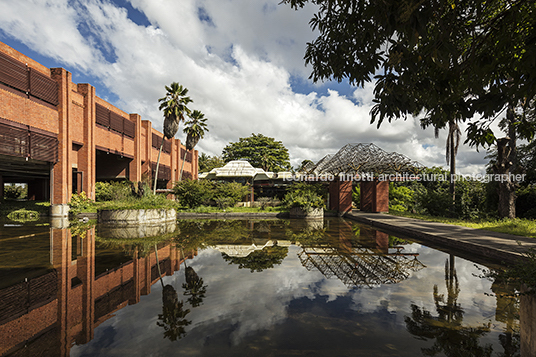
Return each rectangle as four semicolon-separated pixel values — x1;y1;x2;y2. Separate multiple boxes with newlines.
0;0;495;174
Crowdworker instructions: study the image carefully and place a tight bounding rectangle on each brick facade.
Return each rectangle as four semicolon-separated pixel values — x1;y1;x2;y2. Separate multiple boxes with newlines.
0;225;195;356
0;41;198;213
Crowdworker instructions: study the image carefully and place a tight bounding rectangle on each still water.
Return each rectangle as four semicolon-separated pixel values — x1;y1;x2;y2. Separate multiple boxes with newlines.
0;217;531;356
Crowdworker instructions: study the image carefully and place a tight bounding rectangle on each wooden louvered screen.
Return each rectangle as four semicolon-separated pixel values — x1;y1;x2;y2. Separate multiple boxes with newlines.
152;134;171;153
94;278;135;322
0;52;58;106
28;68;58;106
163;139;172;154
151;163;171;180
0;117;58;162
180;147;192;162
95;104;135;139
0;271;58;325
0;51;28;92
30;130;58;162
152;133;161;148
183;171;192;180
95;104;110;128
123;118;135;138
0;119;28;158
109;111;123;133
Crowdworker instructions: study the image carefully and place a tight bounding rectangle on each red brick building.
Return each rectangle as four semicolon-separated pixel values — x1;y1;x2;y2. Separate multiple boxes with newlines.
0;41;198;216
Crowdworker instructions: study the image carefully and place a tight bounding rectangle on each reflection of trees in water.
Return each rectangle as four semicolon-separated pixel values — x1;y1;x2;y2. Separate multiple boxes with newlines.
182;266;207;307
157;284;191;341
95;235;175;258
405;256;493;357
221;245;289;272
491;276;520;357
176;219;289;249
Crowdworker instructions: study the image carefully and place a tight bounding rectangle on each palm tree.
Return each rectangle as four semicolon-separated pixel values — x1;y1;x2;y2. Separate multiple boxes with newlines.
182;266;207;307
154;82;192;193
445;117;461;213
179;110;208;181
428;116;461;215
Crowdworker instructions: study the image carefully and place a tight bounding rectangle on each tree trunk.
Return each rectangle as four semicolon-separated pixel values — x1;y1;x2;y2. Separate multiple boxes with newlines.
178;149;188;181
154;243;164;289
495;136;515;218
153;136;165;194
449;133;456;216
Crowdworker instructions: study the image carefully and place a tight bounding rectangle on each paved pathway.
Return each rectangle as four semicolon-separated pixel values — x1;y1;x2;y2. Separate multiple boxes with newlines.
345;210;536;265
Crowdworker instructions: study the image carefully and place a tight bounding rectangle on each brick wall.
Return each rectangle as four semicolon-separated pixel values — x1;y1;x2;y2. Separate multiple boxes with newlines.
0;41;198;204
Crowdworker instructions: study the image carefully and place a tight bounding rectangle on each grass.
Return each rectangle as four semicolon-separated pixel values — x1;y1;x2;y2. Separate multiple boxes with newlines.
390;211;536;238
96;195;181;211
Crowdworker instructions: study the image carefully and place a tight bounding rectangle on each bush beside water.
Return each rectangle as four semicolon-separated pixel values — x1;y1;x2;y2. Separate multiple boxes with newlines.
173;180;249;209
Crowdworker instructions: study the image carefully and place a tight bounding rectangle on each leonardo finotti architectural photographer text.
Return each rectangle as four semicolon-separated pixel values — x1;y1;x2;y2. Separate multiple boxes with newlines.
283;172;526;183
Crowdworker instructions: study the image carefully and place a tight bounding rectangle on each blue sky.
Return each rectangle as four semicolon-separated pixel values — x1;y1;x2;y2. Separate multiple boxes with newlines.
0;0;492;173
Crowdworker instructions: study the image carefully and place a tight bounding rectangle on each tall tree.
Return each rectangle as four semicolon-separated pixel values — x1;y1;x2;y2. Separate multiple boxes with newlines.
155;82;192;193
179;110;209;181
283;0;536;217
198;153;225;173
422;116;462;214
222;133;291;172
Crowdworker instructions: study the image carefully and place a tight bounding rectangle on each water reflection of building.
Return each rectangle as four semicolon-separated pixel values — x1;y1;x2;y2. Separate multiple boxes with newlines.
211;240;292;257
208;219;425;289
0;225;193;356
297;223;425;288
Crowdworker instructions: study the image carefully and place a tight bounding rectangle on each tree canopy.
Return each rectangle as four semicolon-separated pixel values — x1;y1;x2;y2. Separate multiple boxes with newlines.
283;0;536;146
198;153;225;173
222;133;291;172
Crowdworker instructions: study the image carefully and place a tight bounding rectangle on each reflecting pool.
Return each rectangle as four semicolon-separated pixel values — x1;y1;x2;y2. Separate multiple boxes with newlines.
0;217;534;356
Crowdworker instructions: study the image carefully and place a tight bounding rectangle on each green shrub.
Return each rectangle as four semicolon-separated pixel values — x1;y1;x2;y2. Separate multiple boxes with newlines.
256;197;273;210
352;185;360;208
7;208;39;222
283;182;325;212
174;179;214;208
174;180;250;209
3;184;27;199
454;179;488;220
95;181;133;202
389;183;414;212
213;182;250;207
517;185;536;219
69;191;94;215
416;185;452;216
214;197;235;209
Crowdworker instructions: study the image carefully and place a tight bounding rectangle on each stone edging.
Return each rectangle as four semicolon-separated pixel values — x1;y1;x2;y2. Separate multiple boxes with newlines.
176;210;338;219
98;208;176;226
343;212;528;265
